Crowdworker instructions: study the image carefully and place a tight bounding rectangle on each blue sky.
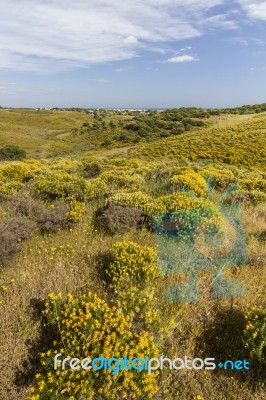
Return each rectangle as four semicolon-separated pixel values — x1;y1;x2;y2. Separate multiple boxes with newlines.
0;0;266;108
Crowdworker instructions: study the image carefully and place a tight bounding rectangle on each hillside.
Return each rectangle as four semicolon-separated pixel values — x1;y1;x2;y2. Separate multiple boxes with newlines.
0;107;265;400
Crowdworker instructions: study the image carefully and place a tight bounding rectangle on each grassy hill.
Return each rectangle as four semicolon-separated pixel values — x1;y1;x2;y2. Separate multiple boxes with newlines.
130;113;266;167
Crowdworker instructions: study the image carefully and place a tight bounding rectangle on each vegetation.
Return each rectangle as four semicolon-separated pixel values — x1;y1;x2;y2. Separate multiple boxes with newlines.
0;144;26;160
0;106;265;399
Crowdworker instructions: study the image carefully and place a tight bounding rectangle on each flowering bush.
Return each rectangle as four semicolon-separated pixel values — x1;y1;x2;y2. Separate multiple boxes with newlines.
81;158;104;178
67;200;86;223
243;306;266;361
0;181;24;195
107;191;153;213
0;162;36;194
28;292;159;400
107;242;160;328
0;163;33;182
32;173;87;202
199;167;235;189
238;178;266;192
224;190;266;205
171;172;207;198
99;170;144;190
86;178;109;200
107;191;222;239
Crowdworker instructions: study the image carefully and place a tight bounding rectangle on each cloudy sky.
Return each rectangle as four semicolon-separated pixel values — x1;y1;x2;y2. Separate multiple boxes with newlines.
0;0;266;108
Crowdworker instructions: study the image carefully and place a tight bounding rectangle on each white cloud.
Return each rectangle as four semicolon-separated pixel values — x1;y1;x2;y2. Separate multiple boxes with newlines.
237;1;266;21
167;54;197;63
0;0;259;72
230;36;265;46
202;13;239;29
124;35;139;44
180;46;193;51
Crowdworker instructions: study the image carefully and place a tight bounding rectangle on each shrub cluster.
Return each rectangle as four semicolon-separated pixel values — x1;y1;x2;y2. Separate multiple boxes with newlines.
28;291;159;400
106;242;160;328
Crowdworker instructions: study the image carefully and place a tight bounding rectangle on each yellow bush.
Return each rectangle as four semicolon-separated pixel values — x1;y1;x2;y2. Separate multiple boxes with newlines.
107;242;160;328
108;191;221;219
28;292;159;400
154;192;219;214
238;178;266;192
86;178;109;200
243;306;266;361
236;190;266;204
0;162;34;182
107;191;153;213
0;181;24;195
67;200;86;222
199;167;235;189
171;172;207;198
99;170;144;190
32;173;87;202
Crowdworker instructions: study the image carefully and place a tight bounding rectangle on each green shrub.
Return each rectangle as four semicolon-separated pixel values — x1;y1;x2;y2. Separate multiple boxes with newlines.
0;144;26;161
82;160;103;178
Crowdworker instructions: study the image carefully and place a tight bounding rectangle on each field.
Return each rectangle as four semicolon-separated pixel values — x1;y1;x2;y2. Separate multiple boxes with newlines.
0;107;265;400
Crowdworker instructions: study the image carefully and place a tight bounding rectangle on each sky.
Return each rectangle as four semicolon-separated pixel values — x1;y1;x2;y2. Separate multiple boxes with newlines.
0;0;266;108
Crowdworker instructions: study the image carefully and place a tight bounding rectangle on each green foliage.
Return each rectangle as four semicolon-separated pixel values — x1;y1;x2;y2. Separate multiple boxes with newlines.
0;144;26;161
